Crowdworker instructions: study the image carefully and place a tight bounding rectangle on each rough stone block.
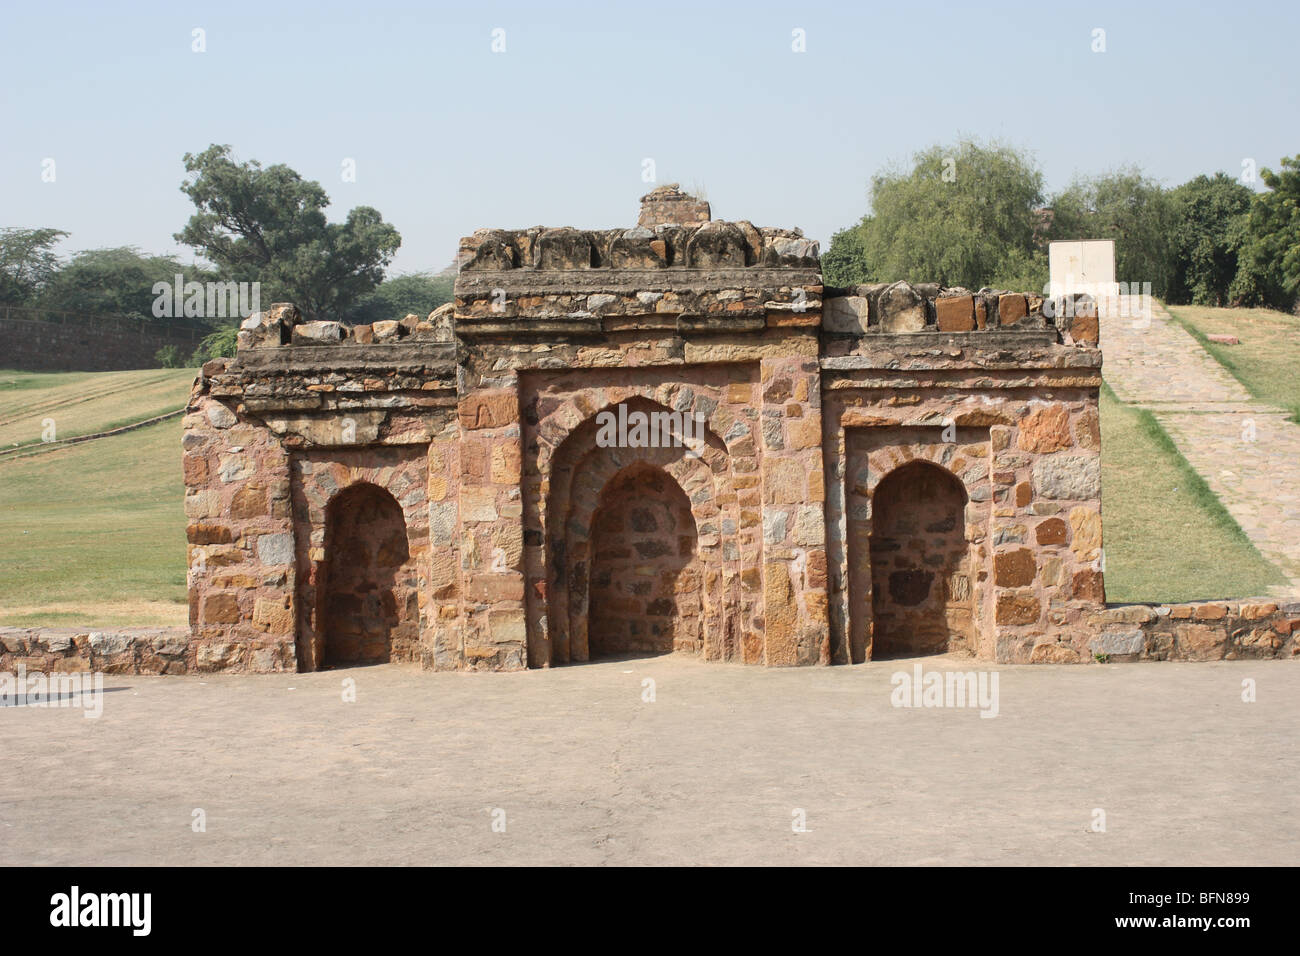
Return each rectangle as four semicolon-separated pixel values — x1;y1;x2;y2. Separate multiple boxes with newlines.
877;281;926;332
934;294;975;332
823;295;869;334
997;294;1027;326
1089;629;1144;657
1032;456;1101;500
291;321;346;345
1176;623;1228;660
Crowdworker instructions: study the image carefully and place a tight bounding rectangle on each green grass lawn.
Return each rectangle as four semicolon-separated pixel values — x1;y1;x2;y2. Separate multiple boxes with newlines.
0;374;190;626
1166;304;1300;422
1099;382;1285;603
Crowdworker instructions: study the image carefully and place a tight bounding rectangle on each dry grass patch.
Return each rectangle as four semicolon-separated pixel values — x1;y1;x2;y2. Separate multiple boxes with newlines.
1166;305;1300;422
0;367;195;451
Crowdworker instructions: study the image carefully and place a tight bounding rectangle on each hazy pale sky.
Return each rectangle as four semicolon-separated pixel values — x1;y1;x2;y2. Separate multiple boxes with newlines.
3;0;1297;274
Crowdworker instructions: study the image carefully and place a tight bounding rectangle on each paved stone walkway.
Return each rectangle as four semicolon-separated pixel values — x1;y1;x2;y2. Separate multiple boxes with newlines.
1102;300;1300;594
3;657;1298;865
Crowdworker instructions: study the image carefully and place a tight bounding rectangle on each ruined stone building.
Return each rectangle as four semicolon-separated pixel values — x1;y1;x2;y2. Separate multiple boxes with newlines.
173;186;1295;673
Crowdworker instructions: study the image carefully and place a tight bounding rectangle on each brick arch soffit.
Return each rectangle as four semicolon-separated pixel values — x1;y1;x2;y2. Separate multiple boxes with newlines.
322;478;405;516
538;392;730;480
544;394;731;557
862;448;979;512
869;457;970;499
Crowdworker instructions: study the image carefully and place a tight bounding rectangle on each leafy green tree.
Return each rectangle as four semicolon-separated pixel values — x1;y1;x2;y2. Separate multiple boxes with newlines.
175;144;401;320
0;227;68;304
190;326;239;364
154;344;188;368
1049;168;1178;298
342;270;454;325
1167;173;1253;306
987;247;1049;294
821;219;875;287
1230;155;1300;311
38;247;210;319
859;139;1045;290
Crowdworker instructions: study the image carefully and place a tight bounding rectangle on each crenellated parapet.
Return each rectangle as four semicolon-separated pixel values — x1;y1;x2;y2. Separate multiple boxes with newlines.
822;282;1100;348
451;187;821;337
455;219;819;273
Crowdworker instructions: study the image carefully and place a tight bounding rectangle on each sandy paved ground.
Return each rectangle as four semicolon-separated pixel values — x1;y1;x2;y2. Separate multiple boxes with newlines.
2;654;1297;866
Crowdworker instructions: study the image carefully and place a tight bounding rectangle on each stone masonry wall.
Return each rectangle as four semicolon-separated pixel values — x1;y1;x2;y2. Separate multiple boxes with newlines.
178;326;459;672
0;315;207;372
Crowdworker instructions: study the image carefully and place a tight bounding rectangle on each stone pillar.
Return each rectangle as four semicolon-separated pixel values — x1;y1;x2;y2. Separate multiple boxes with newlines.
426;438;463;668
456;378;526;669
759;354;828;666
184;379;296;672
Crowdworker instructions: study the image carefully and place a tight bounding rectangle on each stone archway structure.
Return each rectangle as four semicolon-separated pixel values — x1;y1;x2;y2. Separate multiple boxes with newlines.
538;395;742;665
317;482;414;666
839;426;995;663
868;460;975;657
290;444;431;671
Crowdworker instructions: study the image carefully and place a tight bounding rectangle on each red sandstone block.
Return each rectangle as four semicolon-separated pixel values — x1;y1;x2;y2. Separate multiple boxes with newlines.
458;390;518;430
935;295;975;331
1070;313;1100;345
998;294;1027;326
995;591;1040;625
202;592;241;624
183;454;208;485
467;573;524;603
187;522;232;545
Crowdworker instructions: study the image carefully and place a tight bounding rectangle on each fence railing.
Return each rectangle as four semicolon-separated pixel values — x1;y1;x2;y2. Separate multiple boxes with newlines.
0;305;215;344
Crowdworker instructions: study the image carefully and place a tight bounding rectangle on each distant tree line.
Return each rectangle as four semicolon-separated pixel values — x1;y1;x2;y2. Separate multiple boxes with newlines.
823;139;1300;312
0;144;454;367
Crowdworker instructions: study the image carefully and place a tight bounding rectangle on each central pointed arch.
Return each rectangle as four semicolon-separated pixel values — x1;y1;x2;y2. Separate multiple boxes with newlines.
536;394;742;665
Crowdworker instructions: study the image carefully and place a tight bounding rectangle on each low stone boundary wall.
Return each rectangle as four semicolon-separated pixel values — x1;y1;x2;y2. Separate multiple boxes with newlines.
5;603;1296;675
0;627;192;674
1032;600;1300;662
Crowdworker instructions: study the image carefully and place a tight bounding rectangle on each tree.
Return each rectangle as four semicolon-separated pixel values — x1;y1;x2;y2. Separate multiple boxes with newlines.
858;139;1045;290
821;219;875;287
175;145;401;320
189;326;240;365
1165;173;1253;306
38;247;210;319
0;227;67;304
1230;155;1300;311
986;246;1049;294
1049;168;1178;298
342;269;454;325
